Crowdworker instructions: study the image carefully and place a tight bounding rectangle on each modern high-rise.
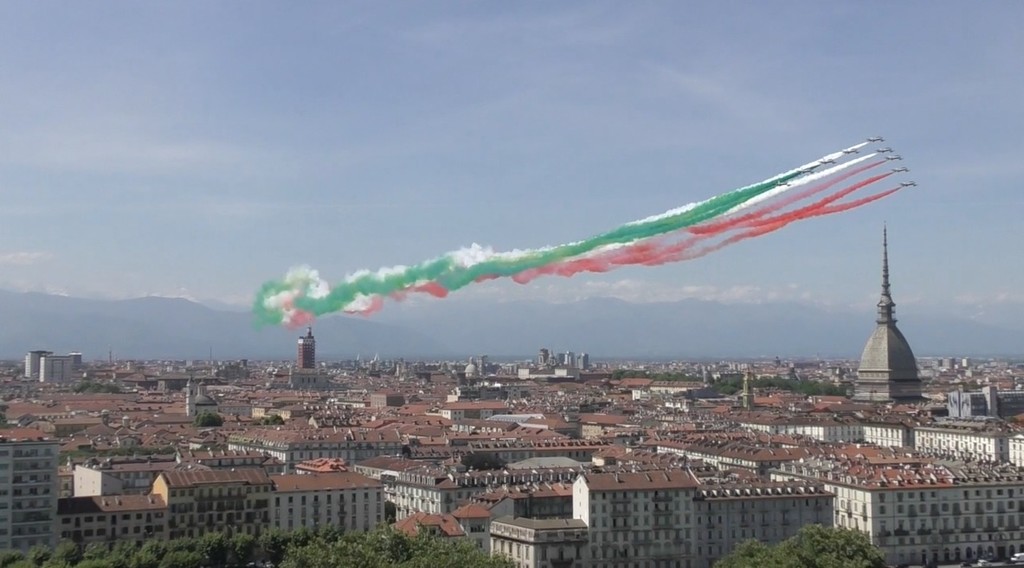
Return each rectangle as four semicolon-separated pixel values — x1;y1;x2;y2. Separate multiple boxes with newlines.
23;351;51;380
853;227;924;403
297;327;316;369
0;429;60;552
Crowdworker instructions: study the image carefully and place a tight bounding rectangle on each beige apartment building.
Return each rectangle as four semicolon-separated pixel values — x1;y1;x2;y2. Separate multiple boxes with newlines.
270;472;384;533
775;456;1024;565
57;494;167;546
572;469;833;568
150;469;273;539
491;517;589;568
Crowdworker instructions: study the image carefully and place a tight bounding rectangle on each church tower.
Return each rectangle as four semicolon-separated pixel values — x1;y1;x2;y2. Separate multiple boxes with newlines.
853;227;924;403
297;327;316;369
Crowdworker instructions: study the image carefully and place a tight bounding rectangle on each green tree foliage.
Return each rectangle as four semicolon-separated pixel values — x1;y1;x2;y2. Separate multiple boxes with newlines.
460;452;506;471
715;525;886;568
258;529;290;565
3;526;511;568
26;546;51;567
611;370;697;381
193;412;224;427
230;533;256;566
254;414;285;426
0;551;25;568
72;381;122;394
280;526;513;568
197;533;229;567
714;375;848;397
49;542;82;567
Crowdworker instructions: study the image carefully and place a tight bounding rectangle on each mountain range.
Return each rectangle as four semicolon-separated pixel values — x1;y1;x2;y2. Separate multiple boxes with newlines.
0;290;1020;361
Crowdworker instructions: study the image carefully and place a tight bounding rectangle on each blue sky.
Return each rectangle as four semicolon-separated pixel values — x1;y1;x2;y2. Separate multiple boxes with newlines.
1;2;1022;318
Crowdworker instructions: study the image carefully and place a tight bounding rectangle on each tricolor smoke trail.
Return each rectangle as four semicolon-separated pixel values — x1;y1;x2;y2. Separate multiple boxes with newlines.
254;140;912;326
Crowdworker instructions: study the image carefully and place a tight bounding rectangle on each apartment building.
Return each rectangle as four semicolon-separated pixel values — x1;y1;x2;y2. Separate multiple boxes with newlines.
465;440;612;464
73;458;177;496
572;469;832;568
0;430;60;552
572;470;699;568
1009;434;1024;467
654;439;810;476
693;481;833;566
490;517;589;568
913;420;1013;462
775;456;1024;565
227;428;403;472
270;472;384;533
736;415;863;443
57;494;167;546
392;466;582;518
150;469;273;539
862;418;916;448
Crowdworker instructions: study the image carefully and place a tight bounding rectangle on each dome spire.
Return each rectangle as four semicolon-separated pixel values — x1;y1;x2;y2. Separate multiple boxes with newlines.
877;225;895;325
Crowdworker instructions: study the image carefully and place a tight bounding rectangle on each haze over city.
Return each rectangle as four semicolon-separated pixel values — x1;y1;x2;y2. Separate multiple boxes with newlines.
2;2;1023;328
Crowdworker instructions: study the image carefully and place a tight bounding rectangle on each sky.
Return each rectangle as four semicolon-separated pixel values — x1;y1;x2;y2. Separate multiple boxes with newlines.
1;2;1023;321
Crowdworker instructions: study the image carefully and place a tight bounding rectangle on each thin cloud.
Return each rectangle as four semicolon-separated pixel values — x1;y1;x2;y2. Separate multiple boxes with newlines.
0;252;52;265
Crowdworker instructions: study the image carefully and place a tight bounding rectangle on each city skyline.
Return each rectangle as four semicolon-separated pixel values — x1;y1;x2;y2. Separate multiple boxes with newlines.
2;3;1022;319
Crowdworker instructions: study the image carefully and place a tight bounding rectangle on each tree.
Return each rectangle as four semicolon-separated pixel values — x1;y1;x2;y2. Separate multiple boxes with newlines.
26;546;51;568
715;525;886;568
193;412;224;427
255;414;285;426
197;532;230;567
230;533;256;566
258;529;291;565
0;552;25;568
460;452;505;471
49;542;82;567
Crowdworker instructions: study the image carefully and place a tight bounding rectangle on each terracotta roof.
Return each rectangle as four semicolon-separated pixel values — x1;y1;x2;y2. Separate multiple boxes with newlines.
583;470;698;491
393;512;465;538
58;494;166;515
159;468;272;488
271;472;381;492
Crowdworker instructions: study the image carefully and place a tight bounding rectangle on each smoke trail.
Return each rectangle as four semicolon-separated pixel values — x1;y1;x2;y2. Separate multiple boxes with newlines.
512;172;895;284
254;141;905;325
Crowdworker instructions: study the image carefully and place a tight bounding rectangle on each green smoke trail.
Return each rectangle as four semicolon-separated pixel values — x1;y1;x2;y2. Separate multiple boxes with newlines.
253;166;808;325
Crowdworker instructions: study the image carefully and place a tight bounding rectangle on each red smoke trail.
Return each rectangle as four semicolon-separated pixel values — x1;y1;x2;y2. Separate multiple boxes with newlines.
514;167;893;283
341;177;904;314
689;160;885;236
651;185;906;266
531;174;898;274
344;295;384;316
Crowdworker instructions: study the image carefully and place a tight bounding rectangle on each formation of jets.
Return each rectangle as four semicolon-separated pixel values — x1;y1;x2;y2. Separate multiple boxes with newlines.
819;158;836;164
885;155;902;161
867;136;884;142
842;148;859;154
900;181;917;187
891;167;909;173
877;147;893;153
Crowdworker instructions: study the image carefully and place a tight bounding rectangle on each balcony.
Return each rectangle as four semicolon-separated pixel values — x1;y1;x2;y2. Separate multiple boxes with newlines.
939;529;955;535
652;495;672;503
893;529;910;537
916;529;932;536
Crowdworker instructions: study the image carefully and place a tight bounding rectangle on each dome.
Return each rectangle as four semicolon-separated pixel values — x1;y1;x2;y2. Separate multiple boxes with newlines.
858;324;918;379
464;363;478;377
192;394;218;407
